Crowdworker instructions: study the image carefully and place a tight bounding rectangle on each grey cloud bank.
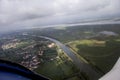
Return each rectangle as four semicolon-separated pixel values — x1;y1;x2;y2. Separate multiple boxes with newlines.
0;0;120;33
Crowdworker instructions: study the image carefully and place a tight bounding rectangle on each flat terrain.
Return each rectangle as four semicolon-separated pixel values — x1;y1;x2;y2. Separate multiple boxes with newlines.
0;24;120;80
67;38;120;73
0;35;80;80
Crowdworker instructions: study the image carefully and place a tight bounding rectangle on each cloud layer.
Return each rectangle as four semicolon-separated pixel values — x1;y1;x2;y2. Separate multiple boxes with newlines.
0;0;120;32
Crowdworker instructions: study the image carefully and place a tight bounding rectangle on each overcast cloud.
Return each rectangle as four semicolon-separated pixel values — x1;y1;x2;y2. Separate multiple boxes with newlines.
0;0;120;33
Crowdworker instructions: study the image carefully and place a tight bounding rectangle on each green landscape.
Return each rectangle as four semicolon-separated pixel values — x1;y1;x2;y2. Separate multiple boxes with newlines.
0;24;120;80
0;34;81;80
0;0;120;80
67;38;120;73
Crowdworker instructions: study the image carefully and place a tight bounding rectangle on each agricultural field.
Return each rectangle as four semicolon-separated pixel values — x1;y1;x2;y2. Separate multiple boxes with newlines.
1;24;120;80
67;37;120;73
0;35;80;80
35;48;80;80
27;24;120;43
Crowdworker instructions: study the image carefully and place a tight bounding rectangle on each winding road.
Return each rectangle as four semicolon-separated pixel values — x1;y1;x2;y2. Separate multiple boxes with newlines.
30;35;103;80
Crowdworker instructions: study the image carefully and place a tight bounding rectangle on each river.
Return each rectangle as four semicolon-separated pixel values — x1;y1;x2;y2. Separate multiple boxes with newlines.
31;35;103;80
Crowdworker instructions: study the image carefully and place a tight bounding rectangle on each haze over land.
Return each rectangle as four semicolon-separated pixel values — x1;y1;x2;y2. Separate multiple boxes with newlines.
1;0;120;80
0;24;120;80
0;0;120;33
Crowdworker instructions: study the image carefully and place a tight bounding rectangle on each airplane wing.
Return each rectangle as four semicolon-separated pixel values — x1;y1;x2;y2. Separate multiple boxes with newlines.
99;57;120;80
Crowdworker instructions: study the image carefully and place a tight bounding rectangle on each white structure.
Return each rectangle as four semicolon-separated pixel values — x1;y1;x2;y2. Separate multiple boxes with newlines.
99;57;120;80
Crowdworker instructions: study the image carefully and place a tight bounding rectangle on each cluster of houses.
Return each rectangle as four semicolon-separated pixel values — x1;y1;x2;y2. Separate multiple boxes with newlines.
20;52;42;70
0;35;56;70
20;42;56;70
1;39;20;50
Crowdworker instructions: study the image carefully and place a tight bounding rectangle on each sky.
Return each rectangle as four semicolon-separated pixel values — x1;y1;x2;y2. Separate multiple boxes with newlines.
0;0;120;33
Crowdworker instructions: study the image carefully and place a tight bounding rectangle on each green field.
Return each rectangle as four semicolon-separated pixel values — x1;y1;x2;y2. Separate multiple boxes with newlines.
35;47;80;80
1;24;120;80
67;38;120;73
27;24;120;43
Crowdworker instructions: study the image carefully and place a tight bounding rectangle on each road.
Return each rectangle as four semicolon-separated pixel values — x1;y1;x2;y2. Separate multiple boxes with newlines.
30;35;103;80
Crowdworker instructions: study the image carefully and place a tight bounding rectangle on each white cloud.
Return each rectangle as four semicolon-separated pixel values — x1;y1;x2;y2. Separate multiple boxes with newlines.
0;0;120;32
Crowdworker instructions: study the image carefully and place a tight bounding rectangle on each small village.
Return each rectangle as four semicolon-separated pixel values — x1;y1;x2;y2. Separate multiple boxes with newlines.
0;36;56;70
